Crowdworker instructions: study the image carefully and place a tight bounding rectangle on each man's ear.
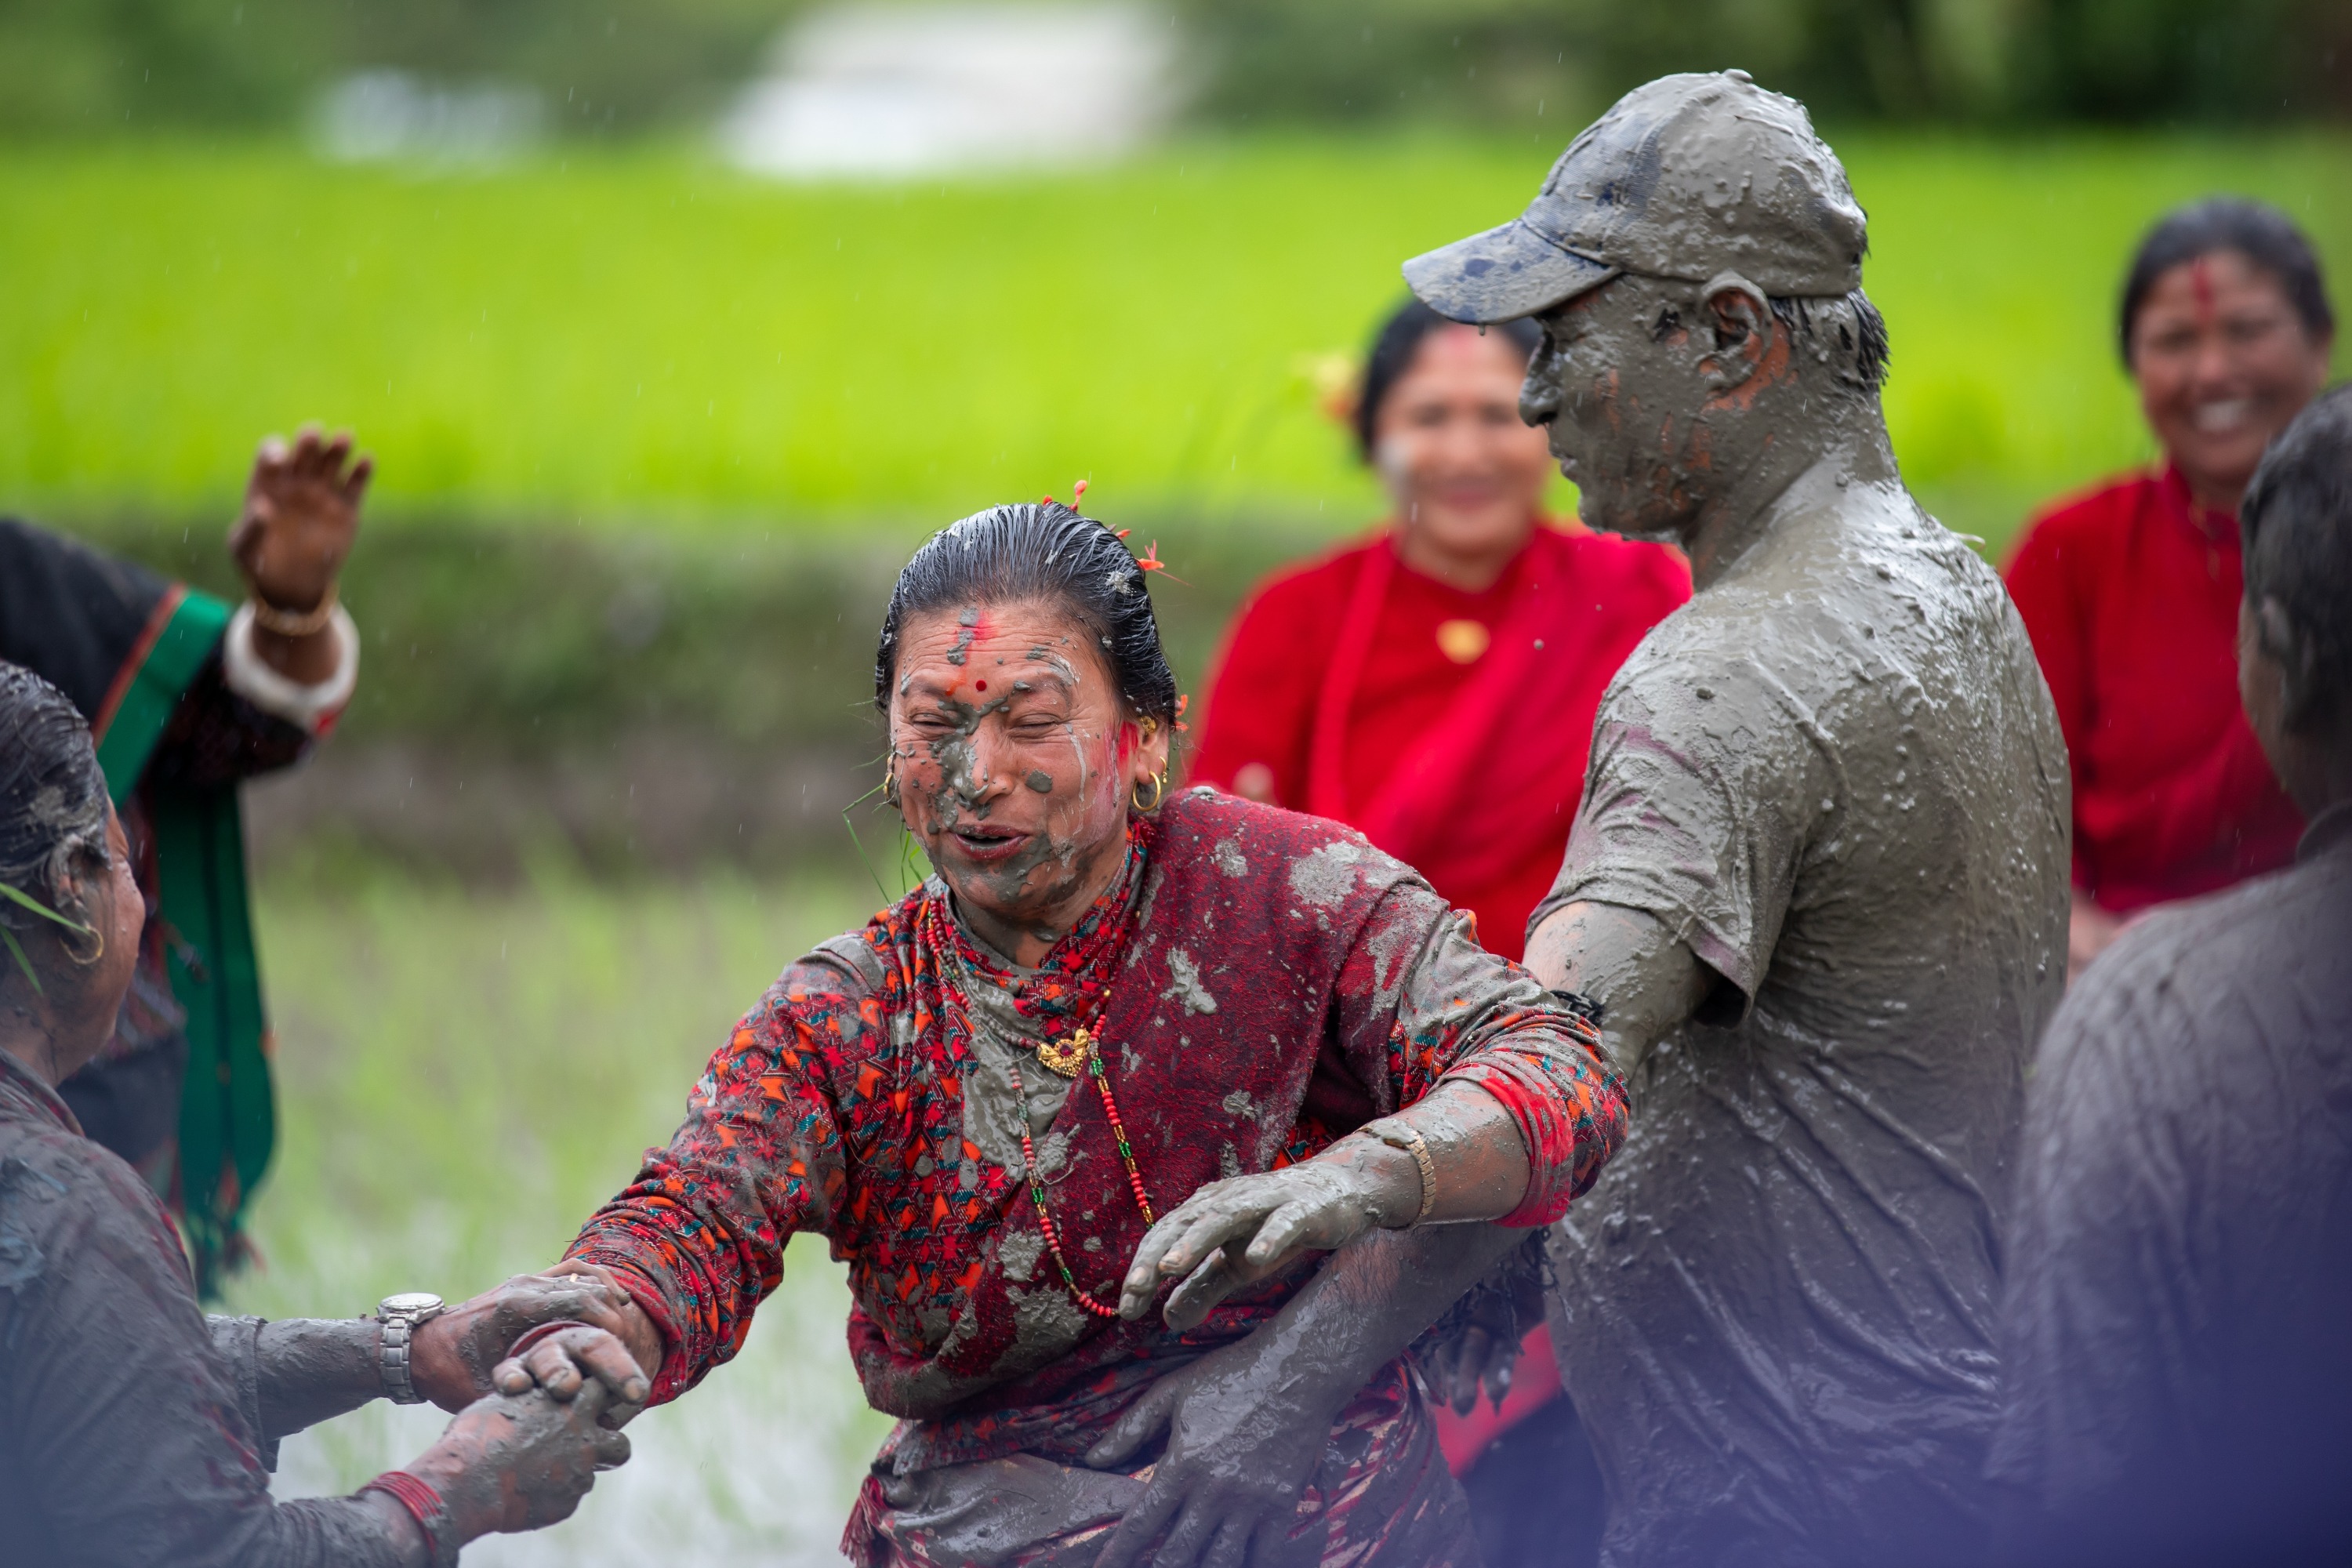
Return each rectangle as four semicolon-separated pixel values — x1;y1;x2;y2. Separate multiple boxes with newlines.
1697;271;1773;394
2255;595;2331;732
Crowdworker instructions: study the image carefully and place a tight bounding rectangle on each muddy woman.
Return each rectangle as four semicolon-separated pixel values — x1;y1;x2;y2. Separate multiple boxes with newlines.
403;501;1628;1565
1122;71;2073;1567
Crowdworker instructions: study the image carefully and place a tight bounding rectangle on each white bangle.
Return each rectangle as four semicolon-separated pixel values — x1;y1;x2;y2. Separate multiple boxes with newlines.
223;601;359;733
1363;1117;1437;1223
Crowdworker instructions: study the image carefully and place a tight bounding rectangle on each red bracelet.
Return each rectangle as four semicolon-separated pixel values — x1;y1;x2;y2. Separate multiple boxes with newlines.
505;1318;594;1361
361;1470;457;1568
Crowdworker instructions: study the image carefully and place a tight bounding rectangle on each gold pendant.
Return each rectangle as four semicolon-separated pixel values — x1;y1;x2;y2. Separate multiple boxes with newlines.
1034;1027;1093;1078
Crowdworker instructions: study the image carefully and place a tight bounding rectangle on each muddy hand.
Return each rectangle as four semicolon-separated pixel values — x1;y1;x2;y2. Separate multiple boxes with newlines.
492;1323;651;1430
1440;1323;1525;1415
229;424;370;612
410;1263;662;1413
412;1380;632;1541
1087;1335;1333;1568
1119;1161;1397;1332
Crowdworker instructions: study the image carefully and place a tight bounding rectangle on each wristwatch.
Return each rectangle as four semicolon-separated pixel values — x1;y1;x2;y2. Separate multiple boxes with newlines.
376;1292;445;1406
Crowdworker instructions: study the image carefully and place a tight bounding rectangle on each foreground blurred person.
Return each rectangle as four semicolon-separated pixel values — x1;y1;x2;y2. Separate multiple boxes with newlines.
2005;199;2335;978
0;426;372;1290
1990;386;2352;1567
1190;296;1686;1565
1167;71;2063;1566
413;501;1628;1567
0;661;639;1568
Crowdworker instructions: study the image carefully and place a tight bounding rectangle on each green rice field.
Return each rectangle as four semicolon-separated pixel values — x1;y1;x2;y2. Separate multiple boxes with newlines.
4;132;2348;550
221;869;899;1566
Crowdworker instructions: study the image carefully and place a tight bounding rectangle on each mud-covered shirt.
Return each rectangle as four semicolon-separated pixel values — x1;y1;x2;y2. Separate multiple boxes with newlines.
0;1050;401;1568
1987;808;2352;1566
1530;481;2070;1566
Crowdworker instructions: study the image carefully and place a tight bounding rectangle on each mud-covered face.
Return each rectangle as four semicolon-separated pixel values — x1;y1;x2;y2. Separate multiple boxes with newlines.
888;599;1169;939
1520;274;1783;546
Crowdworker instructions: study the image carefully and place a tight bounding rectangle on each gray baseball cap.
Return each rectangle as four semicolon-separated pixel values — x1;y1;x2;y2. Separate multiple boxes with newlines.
1405;70;1868;324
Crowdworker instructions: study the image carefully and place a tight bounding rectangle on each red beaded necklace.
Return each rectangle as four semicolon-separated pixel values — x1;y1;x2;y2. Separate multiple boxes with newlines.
1003;1027;1156;1319
916;886;1157;1319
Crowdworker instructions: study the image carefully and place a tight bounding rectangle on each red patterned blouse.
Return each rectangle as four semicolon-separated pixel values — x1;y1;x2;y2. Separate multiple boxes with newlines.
565;789;1622;1481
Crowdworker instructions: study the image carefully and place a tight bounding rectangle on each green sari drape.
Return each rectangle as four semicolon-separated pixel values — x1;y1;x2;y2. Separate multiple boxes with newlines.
92;586;273;1295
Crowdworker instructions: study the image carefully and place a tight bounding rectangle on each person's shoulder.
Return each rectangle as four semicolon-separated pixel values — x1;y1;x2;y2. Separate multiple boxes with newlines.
771;887;930;1011
0;514;161;593
1158;782;1365;851
0;1112;188;1285
2045;862;2344;1100
1155;786;1421;898
2010;470;2162;562
2108;855;2350;996
1597;583;1754;689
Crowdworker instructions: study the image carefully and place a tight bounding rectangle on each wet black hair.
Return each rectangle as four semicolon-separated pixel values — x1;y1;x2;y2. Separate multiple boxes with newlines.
874;501;1180;724
2240;383;2352;728
0;660;111;971
1769;289;1892;394
2120;198;2336;364
1354;298;1542;462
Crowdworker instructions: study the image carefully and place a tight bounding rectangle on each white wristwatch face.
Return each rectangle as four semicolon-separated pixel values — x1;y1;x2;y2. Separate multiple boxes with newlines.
380;1291;445;1319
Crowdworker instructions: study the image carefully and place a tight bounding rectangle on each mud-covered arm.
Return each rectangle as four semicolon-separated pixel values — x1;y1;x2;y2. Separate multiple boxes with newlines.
555;953;867;1405
140;652;324;790
1120;881;1626;1327
0;1138;419;1568
206;1315;390;1446
1523;900;1712;1083
1522;650;1828;1082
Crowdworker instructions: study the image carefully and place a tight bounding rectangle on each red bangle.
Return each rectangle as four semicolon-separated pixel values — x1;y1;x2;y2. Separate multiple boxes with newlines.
361;1470;457;1567
505;1319;593;1361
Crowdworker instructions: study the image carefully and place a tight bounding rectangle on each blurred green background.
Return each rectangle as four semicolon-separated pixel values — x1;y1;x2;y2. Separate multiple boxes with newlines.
3;2;2345;1562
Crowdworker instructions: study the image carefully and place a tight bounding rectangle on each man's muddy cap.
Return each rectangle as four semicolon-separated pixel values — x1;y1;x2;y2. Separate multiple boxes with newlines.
1405;70;1867;325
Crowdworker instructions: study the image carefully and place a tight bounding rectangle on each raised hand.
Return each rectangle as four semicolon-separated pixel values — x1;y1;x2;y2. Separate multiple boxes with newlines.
228;424;370;615
410;1263;664;1414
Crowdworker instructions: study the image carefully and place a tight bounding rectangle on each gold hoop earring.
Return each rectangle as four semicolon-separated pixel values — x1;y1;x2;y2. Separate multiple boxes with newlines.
1131;771;1167;813
67;916;103;967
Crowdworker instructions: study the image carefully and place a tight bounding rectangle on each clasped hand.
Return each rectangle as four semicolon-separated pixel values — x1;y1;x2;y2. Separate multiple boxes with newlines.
397;1267;657;1549
411;1261;662;1426
1118;1141;1416;1330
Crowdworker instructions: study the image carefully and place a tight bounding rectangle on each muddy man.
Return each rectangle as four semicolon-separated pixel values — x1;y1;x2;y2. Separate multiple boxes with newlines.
1134;68;2072;1566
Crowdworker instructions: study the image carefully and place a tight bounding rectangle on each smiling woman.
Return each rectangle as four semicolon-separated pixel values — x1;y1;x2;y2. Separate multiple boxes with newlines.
2003;197;2338;978
403;499;1628;1568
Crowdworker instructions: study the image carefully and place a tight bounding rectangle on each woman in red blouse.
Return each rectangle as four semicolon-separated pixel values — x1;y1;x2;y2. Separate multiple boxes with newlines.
1192;300;1689;964
1190;300;1686;1565
2006;199;2336;978
400;502;1626;1568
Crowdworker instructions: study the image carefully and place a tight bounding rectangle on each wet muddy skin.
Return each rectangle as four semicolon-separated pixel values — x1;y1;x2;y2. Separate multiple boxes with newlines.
1496;274;2067;1562
887;601;1166;968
